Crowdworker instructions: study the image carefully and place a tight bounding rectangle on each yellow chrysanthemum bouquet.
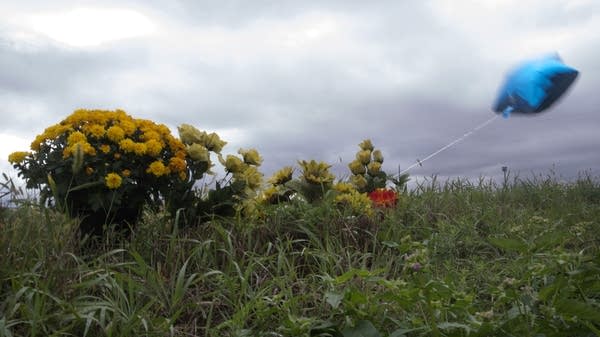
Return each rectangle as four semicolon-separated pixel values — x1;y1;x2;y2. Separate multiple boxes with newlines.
9;109;193;234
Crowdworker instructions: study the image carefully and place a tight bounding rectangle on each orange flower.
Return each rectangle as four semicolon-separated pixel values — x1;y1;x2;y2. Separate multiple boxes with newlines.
368;188;397;208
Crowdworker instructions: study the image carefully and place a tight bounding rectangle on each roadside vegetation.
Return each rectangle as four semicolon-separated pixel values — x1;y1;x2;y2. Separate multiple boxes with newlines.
2;171;599;336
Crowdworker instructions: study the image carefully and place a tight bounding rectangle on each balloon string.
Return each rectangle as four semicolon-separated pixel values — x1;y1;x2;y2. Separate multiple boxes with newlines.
398;115;499;175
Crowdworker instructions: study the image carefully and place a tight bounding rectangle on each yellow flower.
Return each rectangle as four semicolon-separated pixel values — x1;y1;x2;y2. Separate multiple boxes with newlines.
122;169;131;177
168;157;187;173
348;160;366;175
63;141;95;158
105;172;122;189
142;130;161;142
67;131;87;146
260;186;279;203
119;120;137;135
186;143;210;162
145;139;163;156
85;124;106;138
372;149;384;163
220;154;245;174
99;144;111;154
82;142;96;155
30;135;45;151
146;160;169;177
133;142;147;156
298;160;334;185
334;190;373;217
238;148;263;166
178;171;187;181
350;174;368;190
234;166;263;191
119;138;136;153
8;151;29;164
107;126;125;142
333;182;355;194
359;139;374;151
367;161;382;176
204;132;227;153
268;166;293;186
356;150;372;165
178;124;204;145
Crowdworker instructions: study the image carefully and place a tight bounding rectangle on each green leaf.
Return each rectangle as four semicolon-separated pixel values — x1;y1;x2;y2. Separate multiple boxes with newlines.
310;321;343;337
325;291;344;309
555;299;600;322
342;320;381;337
488;237;529;253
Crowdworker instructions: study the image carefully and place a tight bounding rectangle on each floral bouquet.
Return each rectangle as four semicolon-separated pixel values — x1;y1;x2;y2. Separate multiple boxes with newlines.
8;109;192;233
347;139;407;208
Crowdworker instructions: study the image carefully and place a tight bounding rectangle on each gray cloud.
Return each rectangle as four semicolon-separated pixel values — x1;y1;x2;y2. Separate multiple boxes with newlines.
1;0;599;186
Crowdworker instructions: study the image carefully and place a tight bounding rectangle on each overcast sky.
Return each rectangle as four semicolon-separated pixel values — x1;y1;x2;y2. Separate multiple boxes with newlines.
1;0;599;187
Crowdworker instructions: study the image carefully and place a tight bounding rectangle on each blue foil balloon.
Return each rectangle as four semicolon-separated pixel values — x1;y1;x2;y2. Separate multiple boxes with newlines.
493;53;579;118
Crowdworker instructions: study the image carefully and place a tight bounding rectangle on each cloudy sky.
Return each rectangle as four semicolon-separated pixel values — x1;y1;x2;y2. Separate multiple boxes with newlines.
1;0;599;187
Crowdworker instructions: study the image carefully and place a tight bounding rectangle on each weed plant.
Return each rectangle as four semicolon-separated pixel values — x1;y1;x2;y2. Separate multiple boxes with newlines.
1;172;600;336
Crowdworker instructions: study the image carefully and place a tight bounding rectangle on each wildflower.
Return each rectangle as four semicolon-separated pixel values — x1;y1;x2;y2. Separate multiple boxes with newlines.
122;169;131;177
8;151;29;164
105;173;122;189
238;148;262;166
268;166;293;186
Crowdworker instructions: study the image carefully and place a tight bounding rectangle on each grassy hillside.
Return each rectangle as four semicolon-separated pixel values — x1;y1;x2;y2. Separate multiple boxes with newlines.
1;173;600;336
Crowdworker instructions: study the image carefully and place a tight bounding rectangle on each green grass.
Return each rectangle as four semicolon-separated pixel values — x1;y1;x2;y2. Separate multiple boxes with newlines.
1;172;600;336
